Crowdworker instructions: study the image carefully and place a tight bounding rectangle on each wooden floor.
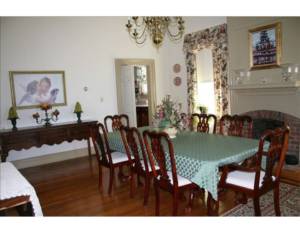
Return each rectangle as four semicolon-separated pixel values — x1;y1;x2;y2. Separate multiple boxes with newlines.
19;156;239;216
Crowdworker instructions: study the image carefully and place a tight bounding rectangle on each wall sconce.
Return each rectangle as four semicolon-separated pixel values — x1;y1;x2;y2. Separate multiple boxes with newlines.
233;69;251;85
281;63;299;82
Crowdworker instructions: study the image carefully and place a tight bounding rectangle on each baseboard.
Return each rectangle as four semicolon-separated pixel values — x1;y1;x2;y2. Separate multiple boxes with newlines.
11;148;95;169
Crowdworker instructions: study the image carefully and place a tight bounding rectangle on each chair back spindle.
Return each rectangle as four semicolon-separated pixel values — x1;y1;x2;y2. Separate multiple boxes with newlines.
143;130;179;187
120;126;150;174
197;114;217;133
220;114;253;138
104;114;130;132
257;127;289;187
90;123;112;167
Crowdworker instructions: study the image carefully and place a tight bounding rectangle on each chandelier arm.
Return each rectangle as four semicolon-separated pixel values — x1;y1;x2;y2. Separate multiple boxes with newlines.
129;25;147;40
134;17;146;28
167;28;183;38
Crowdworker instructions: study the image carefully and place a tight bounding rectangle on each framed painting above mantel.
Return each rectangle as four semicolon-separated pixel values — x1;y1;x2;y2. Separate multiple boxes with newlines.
9;71;67;109
249;22;282;70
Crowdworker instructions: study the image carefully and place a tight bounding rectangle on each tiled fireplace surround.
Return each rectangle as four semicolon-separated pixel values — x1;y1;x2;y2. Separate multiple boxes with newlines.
243;110;300;165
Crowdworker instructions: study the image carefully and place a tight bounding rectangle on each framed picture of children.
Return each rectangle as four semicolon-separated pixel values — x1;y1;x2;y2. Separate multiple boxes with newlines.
9;71;67;109
249;22;282;70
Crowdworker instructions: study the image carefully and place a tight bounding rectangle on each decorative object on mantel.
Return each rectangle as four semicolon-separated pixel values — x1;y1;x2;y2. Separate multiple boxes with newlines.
74;102;83;123
32;103;60;127
154;95;182;137
125;17;184;48
7;107;19;130
233;69;251;85
249;22;282;70
9;71;67;109
173;76;182;86
281;63;299;82
173;64;181;73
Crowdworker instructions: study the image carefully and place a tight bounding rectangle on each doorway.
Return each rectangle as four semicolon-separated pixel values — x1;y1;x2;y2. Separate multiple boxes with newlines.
115;59;156;127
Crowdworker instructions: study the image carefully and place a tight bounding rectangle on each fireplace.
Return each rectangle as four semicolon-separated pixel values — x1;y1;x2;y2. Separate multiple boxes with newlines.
243;110;300;165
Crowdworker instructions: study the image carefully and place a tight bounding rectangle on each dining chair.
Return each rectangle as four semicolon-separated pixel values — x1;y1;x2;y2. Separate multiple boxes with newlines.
190;113;201;131
104;114;130;132
90;123;134;196
220;114;253;138
219;126;290;216
104;114;130;179
143;130;200;216
119;126;159;205
196;114;217;134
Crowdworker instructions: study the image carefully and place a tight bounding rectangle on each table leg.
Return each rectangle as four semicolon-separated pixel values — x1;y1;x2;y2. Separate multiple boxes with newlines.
87;137;92;160
16;202;34;216
1;150;8;162
207;192;219;216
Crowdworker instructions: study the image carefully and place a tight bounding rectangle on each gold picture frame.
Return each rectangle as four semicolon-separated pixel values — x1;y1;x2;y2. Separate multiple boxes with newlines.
9;71;67;109
249;22;282;70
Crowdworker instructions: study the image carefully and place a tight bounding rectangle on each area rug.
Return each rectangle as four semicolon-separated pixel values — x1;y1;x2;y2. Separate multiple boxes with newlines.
223;183;300;216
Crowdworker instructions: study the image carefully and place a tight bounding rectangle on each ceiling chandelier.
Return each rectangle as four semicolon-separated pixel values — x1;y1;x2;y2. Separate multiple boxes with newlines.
125;17;185;48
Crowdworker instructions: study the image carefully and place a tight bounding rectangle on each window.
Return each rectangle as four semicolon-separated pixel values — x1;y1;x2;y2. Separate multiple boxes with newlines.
196;48;216;114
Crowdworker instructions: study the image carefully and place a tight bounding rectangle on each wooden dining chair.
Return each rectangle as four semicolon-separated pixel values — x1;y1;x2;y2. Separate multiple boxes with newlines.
104;114;130;132
143;130;200;216
219;127;290;216
220;114;253;138
90;123;134;196
190;113;201;131
119;126;159;205
196;114;217;134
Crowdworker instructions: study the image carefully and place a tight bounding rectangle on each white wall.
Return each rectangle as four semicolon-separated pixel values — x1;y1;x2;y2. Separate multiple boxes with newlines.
228;17;300;118
0;16;225;162
0;17;161;161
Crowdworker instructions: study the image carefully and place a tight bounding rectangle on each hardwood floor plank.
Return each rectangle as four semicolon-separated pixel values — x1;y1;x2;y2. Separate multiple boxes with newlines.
17;156;238;216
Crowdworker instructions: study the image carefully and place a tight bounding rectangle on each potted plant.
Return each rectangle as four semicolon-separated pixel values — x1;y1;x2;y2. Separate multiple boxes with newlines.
154;95;182;137
74;102;83;123
7;107;19;130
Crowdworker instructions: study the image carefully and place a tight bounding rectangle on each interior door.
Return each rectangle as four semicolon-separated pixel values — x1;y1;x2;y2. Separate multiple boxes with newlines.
119;65;137;127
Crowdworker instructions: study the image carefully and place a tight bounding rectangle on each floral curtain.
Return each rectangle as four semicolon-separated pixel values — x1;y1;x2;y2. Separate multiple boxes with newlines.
183;23;229;117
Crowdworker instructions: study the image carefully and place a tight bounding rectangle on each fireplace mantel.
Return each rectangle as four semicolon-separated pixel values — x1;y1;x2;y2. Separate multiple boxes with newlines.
229;81;300;93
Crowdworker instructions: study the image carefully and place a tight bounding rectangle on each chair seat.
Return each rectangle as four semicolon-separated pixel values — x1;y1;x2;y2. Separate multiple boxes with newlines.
110;152;129;164
226;170;275;190
141;161;160;172
158;171;191;187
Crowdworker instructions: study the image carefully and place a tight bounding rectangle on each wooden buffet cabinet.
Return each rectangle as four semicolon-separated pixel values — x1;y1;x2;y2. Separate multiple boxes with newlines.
0;120;98;162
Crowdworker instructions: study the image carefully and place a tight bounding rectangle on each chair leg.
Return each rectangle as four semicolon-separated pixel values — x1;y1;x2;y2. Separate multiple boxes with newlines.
154;183;160;216
143;176;150;206
129;169;135;198
108;168;114;196
274;184;281;216
118;166;127;182
253;197;261;216
186;189;195;212
172;191;179;216
207;192;219;216
137;173;143;187
98;165;103;192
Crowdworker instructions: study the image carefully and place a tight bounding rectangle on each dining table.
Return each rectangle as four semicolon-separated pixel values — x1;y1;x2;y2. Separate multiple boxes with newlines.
108;126;261;215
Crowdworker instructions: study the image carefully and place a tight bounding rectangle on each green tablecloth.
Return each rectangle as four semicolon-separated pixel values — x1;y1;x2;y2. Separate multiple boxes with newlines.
108;127;260;200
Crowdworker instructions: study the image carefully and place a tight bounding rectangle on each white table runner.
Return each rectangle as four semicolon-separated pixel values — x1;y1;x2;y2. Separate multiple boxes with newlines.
0;162;43;216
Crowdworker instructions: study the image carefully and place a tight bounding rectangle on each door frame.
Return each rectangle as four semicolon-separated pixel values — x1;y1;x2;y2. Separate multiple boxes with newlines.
115;58;157;125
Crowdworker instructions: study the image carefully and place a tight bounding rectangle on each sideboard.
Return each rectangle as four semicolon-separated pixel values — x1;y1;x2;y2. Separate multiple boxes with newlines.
0;120;98;162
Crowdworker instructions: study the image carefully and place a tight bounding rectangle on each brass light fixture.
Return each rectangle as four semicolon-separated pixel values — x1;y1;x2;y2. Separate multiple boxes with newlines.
126;17;185;48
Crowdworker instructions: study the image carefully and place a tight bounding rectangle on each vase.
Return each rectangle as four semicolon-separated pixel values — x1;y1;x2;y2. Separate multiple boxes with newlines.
158;119;172;129
163;127;177;138
10;118;18;130
76;112;82;123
